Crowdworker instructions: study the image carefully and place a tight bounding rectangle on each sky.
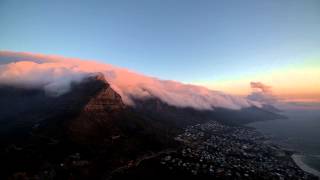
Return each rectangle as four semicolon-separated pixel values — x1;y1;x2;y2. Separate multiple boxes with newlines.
0;0;320;101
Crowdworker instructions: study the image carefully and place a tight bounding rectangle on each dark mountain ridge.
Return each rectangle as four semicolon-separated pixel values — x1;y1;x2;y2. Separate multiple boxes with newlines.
132;97;284;127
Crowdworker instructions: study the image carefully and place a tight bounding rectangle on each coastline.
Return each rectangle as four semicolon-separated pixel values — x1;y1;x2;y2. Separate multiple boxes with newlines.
247;120;320;179
292;154;320;178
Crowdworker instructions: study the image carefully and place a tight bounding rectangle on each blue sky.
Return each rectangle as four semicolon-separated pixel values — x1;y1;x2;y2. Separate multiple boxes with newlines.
1;0;320;83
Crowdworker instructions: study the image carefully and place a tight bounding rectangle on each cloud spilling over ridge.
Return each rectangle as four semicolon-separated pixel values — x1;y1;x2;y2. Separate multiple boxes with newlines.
0;51;260;110
0;60;88;96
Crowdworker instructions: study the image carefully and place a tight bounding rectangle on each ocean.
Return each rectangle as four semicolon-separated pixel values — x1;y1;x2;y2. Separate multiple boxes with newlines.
248;108;320;176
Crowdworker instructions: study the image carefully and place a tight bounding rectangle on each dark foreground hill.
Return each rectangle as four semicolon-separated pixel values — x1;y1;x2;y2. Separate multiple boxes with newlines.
0;74;285;179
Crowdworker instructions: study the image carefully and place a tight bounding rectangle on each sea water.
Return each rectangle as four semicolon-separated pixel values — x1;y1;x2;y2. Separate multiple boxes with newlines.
248;109;320;176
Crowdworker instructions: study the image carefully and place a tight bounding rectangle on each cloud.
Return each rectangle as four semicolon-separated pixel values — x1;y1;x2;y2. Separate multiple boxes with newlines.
0;51;261;110
0;61;88;96
248;81;276;105
250;81;272;93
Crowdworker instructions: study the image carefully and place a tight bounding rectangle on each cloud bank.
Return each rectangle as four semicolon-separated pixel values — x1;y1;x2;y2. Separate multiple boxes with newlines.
0;51;260;110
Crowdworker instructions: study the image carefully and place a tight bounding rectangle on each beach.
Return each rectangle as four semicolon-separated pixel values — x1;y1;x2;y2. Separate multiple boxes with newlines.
292;154;320;178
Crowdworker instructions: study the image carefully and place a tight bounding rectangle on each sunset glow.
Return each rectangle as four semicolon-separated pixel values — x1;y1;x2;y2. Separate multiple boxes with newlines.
195;59;320;103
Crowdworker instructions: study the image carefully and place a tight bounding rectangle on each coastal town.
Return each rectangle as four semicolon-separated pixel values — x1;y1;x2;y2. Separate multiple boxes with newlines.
158;121;317;179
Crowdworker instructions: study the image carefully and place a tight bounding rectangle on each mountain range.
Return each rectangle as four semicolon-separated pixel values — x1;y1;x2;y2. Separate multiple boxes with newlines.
0;72;284;179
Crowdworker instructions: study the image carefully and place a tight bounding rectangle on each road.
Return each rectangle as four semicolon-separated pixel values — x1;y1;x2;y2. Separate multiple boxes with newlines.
105;148;176;179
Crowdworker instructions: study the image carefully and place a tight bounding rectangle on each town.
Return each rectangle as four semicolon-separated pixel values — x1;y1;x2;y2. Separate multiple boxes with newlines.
159;121;317;179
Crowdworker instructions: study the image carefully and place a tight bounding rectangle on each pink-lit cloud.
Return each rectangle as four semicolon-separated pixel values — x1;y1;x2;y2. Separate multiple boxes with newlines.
0;51;261;110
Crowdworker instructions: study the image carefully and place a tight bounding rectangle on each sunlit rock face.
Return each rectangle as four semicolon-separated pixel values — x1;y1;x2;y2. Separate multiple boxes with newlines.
68;74;126;143
82;73;125;112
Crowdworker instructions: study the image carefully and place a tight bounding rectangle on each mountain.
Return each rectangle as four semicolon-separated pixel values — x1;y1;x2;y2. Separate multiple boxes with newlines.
0;51;292;179
132;97;284;126
0;73;284;179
